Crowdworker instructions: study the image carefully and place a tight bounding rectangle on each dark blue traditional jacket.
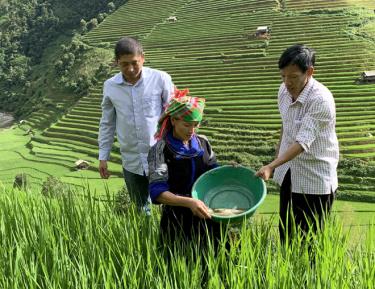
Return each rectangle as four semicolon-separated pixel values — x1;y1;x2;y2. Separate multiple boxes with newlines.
148;132;218;203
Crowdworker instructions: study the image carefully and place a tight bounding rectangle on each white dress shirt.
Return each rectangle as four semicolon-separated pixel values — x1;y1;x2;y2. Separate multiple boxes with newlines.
98;67;174;175
273;77;339;195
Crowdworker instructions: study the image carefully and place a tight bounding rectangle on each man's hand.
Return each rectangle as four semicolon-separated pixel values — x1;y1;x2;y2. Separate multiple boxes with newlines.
99;160;110;179
188;199;211;219
255;164;273;181
256;142;303;181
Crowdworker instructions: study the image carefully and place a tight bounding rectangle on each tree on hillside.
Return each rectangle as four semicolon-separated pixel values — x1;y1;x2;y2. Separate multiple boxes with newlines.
0;0;127;116
21;2;59;62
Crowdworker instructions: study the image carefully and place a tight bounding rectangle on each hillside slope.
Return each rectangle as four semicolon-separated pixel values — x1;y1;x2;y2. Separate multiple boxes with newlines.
1;0;375;199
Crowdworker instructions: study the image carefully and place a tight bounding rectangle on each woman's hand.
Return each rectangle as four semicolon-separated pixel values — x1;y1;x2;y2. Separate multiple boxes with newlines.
156;192;212;219
188;199;211;219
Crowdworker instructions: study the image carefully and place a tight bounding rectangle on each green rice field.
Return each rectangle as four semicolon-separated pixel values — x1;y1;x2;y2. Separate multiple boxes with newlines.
1;2;375;286
0;187;373;288
1;0;372;198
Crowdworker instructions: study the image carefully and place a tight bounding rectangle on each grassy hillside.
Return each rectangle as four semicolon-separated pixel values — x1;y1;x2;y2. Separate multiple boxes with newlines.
1;0;375;201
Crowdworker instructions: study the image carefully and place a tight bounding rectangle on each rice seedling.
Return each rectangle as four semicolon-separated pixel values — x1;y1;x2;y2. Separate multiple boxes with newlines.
0;186;373;289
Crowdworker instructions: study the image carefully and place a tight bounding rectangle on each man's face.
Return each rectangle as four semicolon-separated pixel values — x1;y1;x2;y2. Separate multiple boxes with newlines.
171;118;200;143
280;64;313;99
117;54;144;83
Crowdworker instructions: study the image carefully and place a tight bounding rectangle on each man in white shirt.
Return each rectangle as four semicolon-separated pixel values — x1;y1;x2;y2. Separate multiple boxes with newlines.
256;44;339;241
98;37;174;215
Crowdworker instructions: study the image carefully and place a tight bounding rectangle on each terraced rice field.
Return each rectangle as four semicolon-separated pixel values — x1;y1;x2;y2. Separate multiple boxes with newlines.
2;0;375;200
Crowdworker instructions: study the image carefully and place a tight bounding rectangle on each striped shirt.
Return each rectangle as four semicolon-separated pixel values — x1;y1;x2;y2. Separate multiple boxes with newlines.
98;67;174;176
273;77;339;195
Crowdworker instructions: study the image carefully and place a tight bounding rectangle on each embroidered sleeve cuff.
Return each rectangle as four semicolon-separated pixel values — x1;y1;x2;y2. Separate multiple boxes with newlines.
149;181;169;204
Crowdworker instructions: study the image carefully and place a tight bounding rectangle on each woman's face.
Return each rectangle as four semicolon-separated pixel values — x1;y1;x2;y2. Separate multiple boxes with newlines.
171;118;200;143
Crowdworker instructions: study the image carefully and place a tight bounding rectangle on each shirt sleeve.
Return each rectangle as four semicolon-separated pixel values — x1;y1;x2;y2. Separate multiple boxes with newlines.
98;84;116;161
161;72;174;111
147;141;169;203
296;98;335;152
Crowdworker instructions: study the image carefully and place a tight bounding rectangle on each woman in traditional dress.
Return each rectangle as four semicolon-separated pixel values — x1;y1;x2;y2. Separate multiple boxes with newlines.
147;88;224;248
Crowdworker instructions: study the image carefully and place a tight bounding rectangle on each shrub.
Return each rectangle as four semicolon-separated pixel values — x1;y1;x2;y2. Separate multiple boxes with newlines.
13;173;28;190
79;19;87;34
113;186;132;214
338;158;375;176
41;176;72;198
97;13;107;23
87;18;98;31
107;2;116;13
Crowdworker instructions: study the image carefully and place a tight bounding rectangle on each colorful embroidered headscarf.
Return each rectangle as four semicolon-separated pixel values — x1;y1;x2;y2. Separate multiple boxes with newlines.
154;88;205;140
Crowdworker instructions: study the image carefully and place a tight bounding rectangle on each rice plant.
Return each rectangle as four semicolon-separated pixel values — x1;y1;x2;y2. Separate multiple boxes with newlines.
0;187;373;289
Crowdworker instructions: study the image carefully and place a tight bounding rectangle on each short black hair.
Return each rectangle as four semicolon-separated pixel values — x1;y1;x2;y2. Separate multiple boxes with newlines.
278;44;315;73
115;37;143;59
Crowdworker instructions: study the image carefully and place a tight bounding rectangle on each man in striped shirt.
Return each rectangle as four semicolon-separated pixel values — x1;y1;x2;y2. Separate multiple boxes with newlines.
256;44;339;241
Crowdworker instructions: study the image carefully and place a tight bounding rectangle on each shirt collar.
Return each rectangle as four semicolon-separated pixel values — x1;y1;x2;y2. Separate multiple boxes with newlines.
295;77;315;104
113;72;124;84
166;131;204;159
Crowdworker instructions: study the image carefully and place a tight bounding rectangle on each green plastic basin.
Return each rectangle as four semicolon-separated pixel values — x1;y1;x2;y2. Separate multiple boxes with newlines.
192;165;266;223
